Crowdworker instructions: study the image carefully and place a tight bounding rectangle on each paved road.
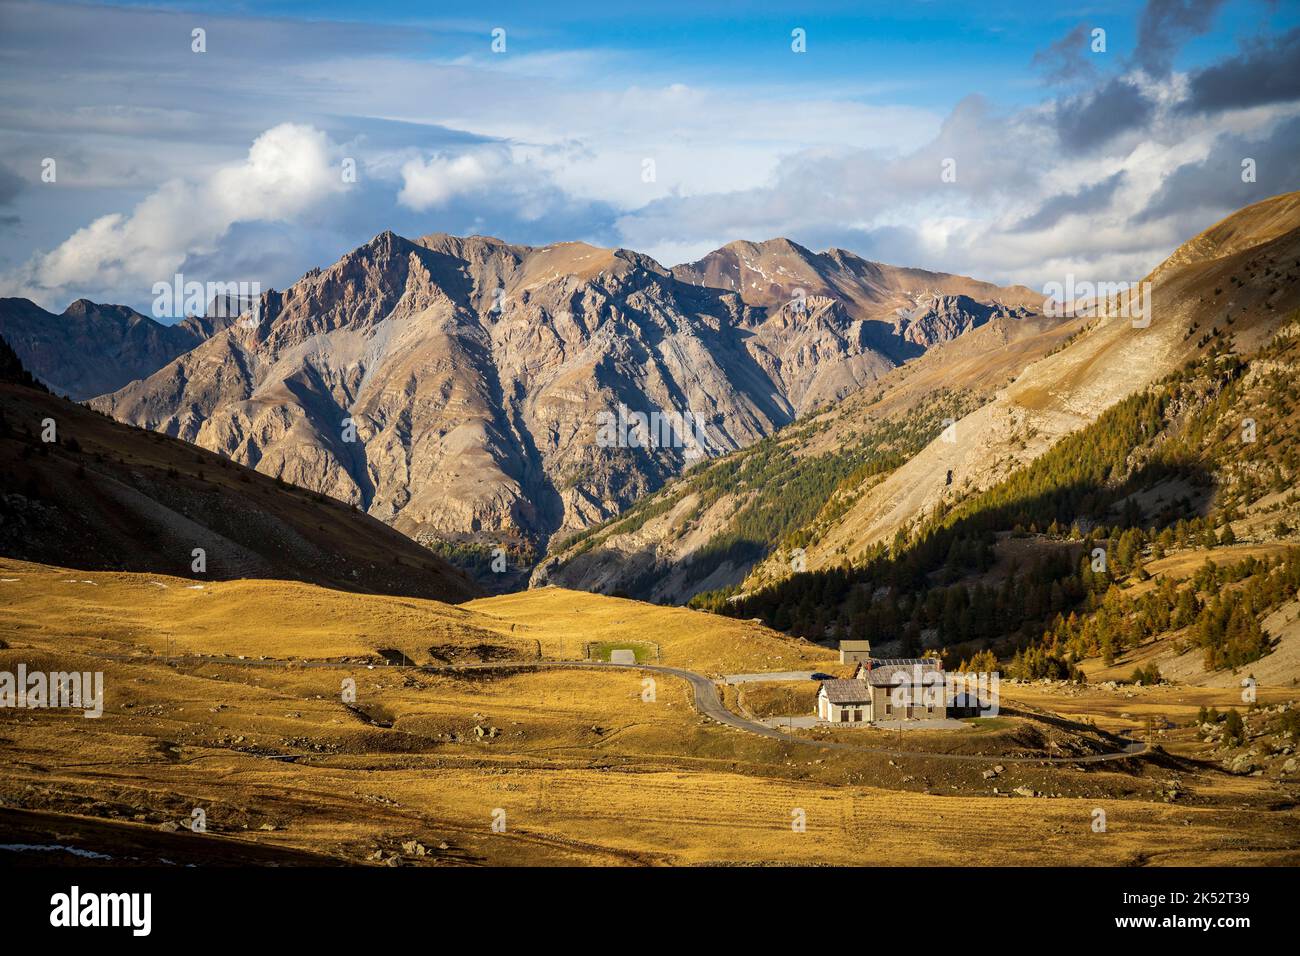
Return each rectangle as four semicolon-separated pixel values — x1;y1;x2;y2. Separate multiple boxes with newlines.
616;661;1147;764
105;654;1148;765
723;670;821;684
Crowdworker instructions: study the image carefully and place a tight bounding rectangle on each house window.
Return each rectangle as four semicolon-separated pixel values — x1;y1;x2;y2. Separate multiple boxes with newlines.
884;701;892;716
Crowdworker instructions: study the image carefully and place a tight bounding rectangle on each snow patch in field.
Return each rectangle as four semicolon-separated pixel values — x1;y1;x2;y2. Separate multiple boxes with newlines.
0;843;113;860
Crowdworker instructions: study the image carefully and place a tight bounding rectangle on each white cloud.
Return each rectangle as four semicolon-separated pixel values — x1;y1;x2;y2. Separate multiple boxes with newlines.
4;123;347;307
617;75;1300;287
210;123;344;221
397;149;503;210
291;57;942;211
2;0;1296;313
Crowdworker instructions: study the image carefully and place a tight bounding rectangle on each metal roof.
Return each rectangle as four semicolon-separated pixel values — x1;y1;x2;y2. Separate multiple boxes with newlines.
860;660;944;686
867;658;940;668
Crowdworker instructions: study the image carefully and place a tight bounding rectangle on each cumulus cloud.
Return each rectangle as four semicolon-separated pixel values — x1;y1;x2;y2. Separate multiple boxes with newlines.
1136;113;1300;224
618;25;1300;292
1054;77;1156;152
394;142;623;232
398;149;508;210
4;124;347;307
2;0;1298;316
1012;172;1128;233
616;94;1052;263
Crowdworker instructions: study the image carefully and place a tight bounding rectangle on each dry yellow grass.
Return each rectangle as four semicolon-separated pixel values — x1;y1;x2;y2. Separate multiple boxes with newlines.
0;558;515;662
0;558;830;675
737;680;820;719
8;717;1295;866
1002;681;1294;737
466;586;834;674
1133;543;1295;590
3;559;1298;867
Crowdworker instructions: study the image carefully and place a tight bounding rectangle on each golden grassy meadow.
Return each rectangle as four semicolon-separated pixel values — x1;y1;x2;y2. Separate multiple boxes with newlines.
2;557;1299;866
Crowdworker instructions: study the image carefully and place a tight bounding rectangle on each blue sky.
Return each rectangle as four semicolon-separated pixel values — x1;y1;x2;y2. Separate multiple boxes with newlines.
92;0;1294;104
1;0;1298;314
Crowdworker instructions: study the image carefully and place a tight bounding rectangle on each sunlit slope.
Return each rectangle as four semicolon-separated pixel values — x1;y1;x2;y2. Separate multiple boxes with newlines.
536;310;1080;603
0;559;828;674
467;587;834;674
3;559;1298;866
0;559;510;662
810;190;1300;569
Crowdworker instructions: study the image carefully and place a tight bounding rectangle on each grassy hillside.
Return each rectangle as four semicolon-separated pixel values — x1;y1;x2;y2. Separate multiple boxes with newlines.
466;587;833;674
777;191;1300;580
0;557;828;675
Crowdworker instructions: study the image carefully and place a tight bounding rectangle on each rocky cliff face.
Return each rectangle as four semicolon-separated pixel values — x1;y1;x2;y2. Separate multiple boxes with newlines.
888;293;1033;349
94;231;1040;551
531;311;1078;603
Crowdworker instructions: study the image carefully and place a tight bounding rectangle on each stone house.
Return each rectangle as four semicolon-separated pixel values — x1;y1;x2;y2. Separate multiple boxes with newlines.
816;658;948;724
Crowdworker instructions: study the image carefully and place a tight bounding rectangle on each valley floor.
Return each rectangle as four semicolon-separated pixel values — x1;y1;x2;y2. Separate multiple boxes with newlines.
1;559;1298;866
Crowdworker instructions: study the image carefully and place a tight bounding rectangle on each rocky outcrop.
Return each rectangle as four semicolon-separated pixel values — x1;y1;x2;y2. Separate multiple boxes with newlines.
673;238;1041;363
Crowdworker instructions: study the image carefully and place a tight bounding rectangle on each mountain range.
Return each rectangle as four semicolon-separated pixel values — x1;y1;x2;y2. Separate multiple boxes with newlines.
5;193;1296;607
537;191;1300;604
0;235;1038;559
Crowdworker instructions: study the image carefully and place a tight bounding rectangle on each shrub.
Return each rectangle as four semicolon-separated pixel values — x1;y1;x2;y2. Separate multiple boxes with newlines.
1223;708;1245;745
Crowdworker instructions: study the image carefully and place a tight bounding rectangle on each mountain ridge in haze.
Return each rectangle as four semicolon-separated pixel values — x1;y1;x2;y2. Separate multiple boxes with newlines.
0;297;237;401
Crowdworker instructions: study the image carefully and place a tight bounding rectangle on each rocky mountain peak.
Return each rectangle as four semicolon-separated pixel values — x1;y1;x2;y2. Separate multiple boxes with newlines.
82;228;1045;557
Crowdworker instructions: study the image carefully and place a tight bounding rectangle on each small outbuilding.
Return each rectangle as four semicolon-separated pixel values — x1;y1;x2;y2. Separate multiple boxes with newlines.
837;640;873;665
